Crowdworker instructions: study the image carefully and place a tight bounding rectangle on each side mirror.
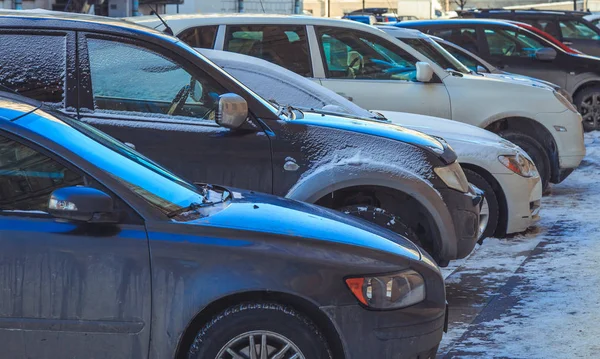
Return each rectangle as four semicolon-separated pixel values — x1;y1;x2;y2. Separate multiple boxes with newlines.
476;65;490;74
416;61;434;83
48;187;117;223
215;93;248;130
190;78;204;102
535;48;557;61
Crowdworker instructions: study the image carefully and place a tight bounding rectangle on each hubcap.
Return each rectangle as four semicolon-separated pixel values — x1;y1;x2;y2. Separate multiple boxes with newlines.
478;197;490;238
216;330;305;359
580;93;600;129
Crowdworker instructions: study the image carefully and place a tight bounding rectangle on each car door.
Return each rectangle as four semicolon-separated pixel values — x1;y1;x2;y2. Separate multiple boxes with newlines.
312;26;451;118
76;33;273;194
0;131;150;358
557;19;600;56
479;25;567;88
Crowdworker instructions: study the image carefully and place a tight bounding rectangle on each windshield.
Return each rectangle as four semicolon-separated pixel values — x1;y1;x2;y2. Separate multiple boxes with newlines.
20;108;205;217
403;37;471;74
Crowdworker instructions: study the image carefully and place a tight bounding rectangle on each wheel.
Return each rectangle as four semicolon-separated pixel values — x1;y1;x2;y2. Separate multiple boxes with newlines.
462;168;500;241
188;303;332;359
498;131;551;191
575;86;600;131
339;204;424;249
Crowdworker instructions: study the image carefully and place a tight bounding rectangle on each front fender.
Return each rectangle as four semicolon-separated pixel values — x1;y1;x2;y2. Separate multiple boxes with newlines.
285;162;459;261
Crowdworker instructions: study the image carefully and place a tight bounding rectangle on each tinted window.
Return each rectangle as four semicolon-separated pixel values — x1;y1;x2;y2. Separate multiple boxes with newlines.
316;27;419;81
0;135;83;213
430;27;479;54
483;28;545;57
86;38;226;121
0;34;66;104
559;20;600;40
224;25;312;76
178;25;218;48
403;38;470;73
437;42;484;71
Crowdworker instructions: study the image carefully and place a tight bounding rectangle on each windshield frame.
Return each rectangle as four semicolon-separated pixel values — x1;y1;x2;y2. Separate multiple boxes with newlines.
403;36;472;74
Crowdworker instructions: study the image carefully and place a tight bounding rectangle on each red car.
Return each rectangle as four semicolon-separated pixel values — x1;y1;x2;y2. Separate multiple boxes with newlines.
508;20;582;54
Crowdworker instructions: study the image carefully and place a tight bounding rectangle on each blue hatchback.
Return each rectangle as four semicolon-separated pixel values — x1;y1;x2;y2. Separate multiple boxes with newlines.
0;92;445;359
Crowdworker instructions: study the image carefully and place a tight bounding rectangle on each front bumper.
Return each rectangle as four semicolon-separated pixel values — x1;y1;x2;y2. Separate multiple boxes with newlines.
495;172;542;235
321;302;445;359
437;186;482;260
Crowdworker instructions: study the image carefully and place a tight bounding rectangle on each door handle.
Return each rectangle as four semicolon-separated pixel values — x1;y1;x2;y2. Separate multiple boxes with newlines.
563;41;573;45
284;157;299;172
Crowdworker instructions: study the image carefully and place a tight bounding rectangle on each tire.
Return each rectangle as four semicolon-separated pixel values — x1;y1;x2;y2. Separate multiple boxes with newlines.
462;168;500;241
339;204;424;249
188;302;332;359
499;131;551;191
574;86;600;131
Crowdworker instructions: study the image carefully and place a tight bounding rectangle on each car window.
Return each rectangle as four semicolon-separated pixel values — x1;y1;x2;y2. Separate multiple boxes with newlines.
0;34;66;105
86;38;227;121
316;26;420;81
0;135;83;213
178;25;218;49
403;38;470;74
483;28;545;57
430;27;479;54
224;25;312;77
437;42;484;71
559;20;600;40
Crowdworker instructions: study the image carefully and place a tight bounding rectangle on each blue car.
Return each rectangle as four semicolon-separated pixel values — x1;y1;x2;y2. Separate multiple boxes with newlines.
0;91;445;358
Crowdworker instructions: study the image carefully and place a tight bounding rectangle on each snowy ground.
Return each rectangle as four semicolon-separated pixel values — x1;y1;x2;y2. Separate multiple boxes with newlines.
438;132;600;358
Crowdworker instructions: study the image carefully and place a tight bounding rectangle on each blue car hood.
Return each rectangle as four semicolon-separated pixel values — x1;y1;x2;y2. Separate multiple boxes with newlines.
189;188;421;261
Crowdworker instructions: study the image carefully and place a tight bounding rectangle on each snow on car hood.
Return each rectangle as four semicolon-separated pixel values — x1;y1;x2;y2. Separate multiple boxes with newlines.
483;73;558;91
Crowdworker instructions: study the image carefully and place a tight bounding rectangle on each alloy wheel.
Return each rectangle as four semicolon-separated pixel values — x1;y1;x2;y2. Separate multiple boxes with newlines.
216;330;305;359
580;93;600;130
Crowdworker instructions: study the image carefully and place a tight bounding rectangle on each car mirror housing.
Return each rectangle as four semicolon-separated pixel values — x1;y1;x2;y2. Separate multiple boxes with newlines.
535;48;557;61
416;61;434;83
215;93;248;130
48;186;118;223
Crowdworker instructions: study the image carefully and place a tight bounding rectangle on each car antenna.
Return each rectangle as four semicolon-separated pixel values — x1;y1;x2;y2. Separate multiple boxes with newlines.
150;5;174;36
258;0;265;13
385;0;400;22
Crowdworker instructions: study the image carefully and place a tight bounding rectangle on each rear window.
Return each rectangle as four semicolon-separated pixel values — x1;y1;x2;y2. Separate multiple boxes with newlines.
178;25;218;48
224;25;312;77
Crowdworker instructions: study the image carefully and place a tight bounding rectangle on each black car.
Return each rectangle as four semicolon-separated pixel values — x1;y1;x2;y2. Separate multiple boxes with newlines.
396;19;600;130
0;11;482;265
0;91;446;358
459;9;600;56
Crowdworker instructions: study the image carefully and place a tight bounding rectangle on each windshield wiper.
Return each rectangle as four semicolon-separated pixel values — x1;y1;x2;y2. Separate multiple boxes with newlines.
167;201;209;218
446;68;464;77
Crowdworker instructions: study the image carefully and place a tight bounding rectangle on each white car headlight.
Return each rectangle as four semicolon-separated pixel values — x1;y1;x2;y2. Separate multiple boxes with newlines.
554;90;578;113
345;270;426;309
434;162;469;193
498;153;538;178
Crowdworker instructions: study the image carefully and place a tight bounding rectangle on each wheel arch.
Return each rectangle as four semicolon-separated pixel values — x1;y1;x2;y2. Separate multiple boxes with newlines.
571;79;600;101
174;290;346;359
459;163;508;237
485;117;559;183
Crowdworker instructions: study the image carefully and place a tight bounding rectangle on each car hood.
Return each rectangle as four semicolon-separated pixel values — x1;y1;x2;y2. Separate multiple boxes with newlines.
188;187;422;261
484;72;558;91
460;71;554;90
290;110;457;164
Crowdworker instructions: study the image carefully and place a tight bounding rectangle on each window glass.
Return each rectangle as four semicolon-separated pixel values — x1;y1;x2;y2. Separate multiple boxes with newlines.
559;20;600;40
316;26;420;81
178;25;218;48
403;38;470;74
484;28;544;57
519;19;560;38
437;41;483;71
87;38;226;121
224;25;312;76
431;28;479;54
0;34;66;104
0;135;83;213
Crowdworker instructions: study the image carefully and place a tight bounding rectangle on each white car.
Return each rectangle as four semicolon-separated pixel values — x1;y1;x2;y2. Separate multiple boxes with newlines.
129;14;585;191
200;48;542;238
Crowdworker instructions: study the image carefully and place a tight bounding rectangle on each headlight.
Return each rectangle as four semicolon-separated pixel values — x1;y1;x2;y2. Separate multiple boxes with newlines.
554;90;578;113
434;162;469;193
345;270;426;309
498;153;538;178
557;88;573;105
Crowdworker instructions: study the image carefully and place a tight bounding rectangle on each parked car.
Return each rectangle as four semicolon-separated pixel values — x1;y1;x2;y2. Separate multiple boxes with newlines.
202;48;542;239
342;12;378;25
0;11;483;265
379;26;574;102
132;14;585;190
0;90;446;358
584;13;600;28
346;7;397;22
395;19;600;131
508;20;582;54
459;9;600;56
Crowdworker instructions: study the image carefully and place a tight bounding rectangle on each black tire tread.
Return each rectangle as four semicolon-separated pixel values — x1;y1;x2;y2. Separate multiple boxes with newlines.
462;168;500;240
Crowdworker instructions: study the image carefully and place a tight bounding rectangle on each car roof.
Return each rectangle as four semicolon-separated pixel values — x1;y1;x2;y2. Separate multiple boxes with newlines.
377;25;427;39
0;9;176;42
395;18;522;28
128;13;392;35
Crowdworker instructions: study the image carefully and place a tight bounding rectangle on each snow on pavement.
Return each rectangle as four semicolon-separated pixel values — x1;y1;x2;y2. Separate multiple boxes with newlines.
439;132;600;358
